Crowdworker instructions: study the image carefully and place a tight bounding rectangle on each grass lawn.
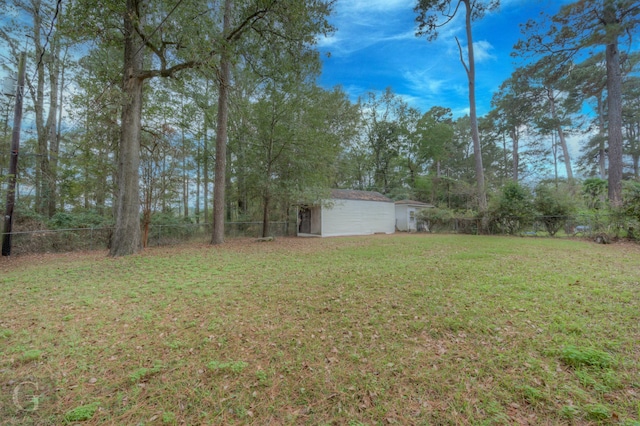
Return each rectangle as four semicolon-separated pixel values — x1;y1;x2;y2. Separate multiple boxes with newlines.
1;234;639;425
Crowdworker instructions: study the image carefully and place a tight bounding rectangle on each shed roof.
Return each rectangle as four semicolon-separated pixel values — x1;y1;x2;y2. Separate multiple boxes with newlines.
330;189;393;203
395;199;434;207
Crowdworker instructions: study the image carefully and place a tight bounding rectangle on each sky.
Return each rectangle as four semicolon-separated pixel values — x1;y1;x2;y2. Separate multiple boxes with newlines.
316;0;574;118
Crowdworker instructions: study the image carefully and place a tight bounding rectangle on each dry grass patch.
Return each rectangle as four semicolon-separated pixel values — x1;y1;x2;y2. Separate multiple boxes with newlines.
1;235;639;425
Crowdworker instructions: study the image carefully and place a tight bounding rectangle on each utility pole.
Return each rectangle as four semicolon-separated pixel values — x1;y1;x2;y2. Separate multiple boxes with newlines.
2;52;26;256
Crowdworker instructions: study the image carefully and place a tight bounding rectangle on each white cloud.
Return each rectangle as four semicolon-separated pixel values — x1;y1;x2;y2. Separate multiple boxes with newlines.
452;106;470;117
339;0;415;14
322;0;420;56
385;30;417;42
316;33;341;49
403;69;447;95
473;40;496;62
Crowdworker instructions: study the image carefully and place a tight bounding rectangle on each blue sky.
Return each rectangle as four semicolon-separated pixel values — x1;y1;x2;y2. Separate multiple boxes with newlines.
317;0;573;117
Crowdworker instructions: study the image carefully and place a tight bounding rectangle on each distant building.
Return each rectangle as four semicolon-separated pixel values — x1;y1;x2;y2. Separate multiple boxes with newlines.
297;189;395;237
394;200;434;232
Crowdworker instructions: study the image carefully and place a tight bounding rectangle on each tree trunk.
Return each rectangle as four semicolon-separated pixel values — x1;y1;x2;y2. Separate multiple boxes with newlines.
463;0;487;215
203;122;209;224
509;128;519;181
182;121;188;218
110;0;144;256
96;145;108;215
556;126;573;181
633;122;640;179
597;93;607;179
552;132;559;184
547;86;573;181
606;37;623;206
262;193;270;238
31;2;47;215
1;102;10;179
195;134;201;224
211;0;232;245
46;36;61;218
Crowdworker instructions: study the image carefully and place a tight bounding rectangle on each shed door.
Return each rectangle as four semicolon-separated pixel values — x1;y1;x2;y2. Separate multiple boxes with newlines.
299;208;311;234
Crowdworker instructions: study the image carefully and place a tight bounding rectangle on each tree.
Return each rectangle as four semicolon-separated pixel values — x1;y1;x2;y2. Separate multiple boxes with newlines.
0;0;67;217
568;54;608;179
238;75;358;237
414;107;454;201
360;88;412;195
68;46;121;215
516;0;640;205
67;0;333;254
415;0;499;216
209;0;334;244
490;70;536;182
622;75;640;178
501;56;579;184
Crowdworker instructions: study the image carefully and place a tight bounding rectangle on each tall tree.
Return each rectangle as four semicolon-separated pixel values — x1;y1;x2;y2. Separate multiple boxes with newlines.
69;46;121;215
68;0;333;254
210;0;334;244
212;0;232;245
623;76;640;178
416;107;455;202
490;70;536;182
415;0;499;216
0;0;66;217
527;59;577;182
515;0;640;205
569;55;608;179
360;88;414;196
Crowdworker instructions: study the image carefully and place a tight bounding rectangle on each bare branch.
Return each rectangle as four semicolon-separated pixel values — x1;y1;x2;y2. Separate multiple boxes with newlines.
455;36;470;77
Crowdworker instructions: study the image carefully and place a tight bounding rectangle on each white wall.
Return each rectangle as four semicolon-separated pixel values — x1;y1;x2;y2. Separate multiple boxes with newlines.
321;199;395;237
310;206;322;234
395;205;408;231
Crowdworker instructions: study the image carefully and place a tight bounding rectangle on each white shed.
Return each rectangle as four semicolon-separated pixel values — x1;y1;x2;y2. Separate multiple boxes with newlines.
297;189;395;237
395;200;434;232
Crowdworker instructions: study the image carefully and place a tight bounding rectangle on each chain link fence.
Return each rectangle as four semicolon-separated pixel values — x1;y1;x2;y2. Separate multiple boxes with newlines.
3;214;637;256
2;221;296;256
420;213;638;239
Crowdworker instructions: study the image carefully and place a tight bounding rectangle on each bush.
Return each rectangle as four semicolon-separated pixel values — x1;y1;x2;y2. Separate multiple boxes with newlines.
622;181;640;222
48;211;112;229
489;181;535;235
534;183;576;236
11;209;48;232
417;207;454;232
582;178;607;210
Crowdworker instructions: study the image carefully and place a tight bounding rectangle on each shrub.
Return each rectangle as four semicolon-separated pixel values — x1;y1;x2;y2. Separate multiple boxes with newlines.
417;207;454;231
534;183;576;236
582;178;607;210
489;181;535;235
622;181;640;218
48;211;112;229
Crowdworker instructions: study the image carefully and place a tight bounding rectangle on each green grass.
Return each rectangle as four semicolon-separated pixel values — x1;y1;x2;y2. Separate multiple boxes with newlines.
0;234;639;425
64;402;99;422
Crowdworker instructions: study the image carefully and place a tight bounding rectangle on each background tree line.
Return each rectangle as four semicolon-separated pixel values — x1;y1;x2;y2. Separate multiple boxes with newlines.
1;0;639;256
